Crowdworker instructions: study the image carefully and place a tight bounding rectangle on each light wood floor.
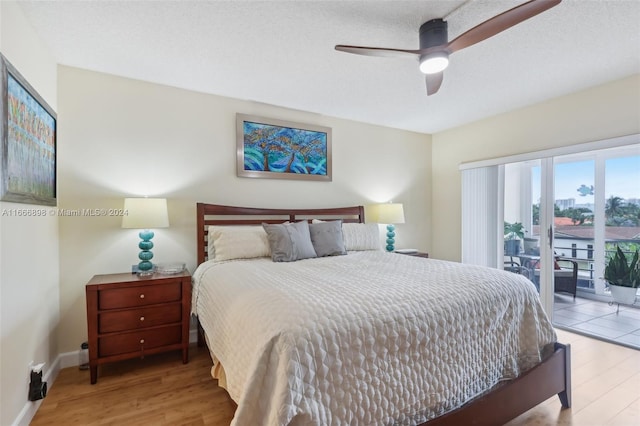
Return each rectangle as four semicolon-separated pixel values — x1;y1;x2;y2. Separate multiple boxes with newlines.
31;330;639;426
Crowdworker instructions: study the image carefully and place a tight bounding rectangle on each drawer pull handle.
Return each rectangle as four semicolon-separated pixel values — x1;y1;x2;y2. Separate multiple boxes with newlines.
140;316;145;322
140;339;145;344
139;294;145;299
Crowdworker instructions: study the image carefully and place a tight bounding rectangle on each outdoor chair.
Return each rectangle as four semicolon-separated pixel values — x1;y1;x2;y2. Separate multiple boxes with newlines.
553;258;578;300
532;257;578;300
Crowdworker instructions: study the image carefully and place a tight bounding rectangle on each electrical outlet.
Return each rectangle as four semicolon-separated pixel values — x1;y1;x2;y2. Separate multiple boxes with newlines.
28;366;47;401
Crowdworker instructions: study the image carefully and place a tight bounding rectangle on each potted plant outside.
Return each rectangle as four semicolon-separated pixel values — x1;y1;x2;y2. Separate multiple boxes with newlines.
604;246;639;305
504;222;525;256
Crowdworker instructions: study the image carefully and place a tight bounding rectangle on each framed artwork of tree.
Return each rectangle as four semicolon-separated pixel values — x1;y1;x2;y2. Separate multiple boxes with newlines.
236;114;331;181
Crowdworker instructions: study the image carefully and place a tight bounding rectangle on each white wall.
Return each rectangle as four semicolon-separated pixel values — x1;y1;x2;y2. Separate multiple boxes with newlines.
0;2;59;425
56;66;432;353
431;74;640;262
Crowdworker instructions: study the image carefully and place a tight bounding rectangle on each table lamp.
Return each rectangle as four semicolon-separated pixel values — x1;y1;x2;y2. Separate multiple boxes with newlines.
121;197;169;275
372;203;405;252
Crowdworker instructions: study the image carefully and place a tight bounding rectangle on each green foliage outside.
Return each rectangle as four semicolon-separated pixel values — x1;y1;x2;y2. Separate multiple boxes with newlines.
605;242;640;261
605;196;640;227
532;195;640;227
504;221;525;240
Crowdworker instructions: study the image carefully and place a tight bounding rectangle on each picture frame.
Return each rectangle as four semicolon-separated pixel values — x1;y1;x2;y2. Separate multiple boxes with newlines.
0;54;57;206
236;113;331;181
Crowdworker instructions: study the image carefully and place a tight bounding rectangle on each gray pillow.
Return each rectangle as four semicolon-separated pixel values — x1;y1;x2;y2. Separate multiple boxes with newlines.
309;220;346;257
262;221;317;262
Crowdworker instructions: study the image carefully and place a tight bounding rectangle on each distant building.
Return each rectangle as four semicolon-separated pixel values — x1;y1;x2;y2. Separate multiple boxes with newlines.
574;203;594;212
555;198;575;210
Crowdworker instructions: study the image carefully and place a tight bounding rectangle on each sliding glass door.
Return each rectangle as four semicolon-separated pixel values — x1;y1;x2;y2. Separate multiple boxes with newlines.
462;142;640;320
552;147;640;299
603;153;640;300
553;156;599;300
502;159;555;314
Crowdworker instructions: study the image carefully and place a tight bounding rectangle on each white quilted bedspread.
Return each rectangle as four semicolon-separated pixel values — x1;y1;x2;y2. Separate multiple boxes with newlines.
192;251;556;426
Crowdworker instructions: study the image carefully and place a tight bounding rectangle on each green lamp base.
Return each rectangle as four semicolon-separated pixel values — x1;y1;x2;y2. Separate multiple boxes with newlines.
137;229;155;276
385;224;396;252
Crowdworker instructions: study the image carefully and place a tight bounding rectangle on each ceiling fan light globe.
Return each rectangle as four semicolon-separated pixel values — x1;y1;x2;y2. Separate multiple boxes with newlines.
419;54;449;74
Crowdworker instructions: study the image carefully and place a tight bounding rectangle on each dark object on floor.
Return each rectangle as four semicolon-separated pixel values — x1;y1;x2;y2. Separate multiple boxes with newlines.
29;370;47;401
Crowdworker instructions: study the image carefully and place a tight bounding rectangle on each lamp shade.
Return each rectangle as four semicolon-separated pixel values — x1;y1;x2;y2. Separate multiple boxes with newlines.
371;203;405;225
121;198;169;229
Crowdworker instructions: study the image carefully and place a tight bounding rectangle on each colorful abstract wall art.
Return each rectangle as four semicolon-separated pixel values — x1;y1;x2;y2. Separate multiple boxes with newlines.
1;54;57;206
236;114;331;181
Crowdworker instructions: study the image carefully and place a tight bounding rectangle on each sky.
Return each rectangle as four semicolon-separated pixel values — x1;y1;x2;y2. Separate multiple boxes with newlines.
531;154;640;205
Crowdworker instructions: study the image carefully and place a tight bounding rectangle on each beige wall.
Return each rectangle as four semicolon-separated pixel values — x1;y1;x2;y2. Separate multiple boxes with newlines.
0;2;59;425
431;74;640;262
56;66;432;353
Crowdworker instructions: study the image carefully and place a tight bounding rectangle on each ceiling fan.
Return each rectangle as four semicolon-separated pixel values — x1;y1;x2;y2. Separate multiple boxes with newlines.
335;0;561;96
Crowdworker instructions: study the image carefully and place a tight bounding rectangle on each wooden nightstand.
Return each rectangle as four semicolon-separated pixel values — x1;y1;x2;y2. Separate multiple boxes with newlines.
85;270;191;384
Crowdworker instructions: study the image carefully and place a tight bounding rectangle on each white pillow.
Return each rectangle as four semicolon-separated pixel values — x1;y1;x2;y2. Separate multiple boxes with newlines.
208;225;271;261
341;223;381;251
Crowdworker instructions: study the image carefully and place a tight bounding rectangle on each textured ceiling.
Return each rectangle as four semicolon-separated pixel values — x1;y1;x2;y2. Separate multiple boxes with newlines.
16;0;640;134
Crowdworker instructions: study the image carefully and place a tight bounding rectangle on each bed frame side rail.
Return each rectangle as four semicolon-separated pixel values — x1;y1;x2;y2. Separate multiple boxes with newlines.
423;342;571;426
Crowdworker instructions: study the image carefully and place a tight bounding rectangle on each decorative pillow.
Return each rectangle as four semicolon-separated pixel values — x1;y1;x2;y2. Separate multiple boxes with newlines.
263;221;317;262
341;223;381;251
308;220;347;257
208;225;271;261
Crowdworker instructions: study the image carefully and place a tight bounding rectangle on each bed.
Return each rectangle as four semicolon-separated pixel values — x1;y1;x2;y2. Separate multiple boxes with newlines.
192;203;571;426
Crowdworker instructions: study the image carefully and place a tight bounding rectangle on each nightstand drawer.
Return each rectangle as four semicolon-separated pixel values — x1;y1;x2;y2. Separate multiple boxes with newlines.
98;282;181;310
99;324;182;357
99;304;182;333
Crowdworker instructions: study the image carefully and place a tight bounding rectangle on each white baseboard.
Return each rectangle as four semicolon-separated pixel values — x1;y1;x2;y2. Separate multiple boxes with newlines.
58;349;81;369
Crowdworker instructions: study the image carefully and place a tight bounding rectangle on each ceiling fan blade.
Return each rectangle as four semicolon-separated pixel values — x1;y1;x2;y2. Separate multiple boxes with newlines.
426;72;444;96
447;0;561;53
335;45;421;59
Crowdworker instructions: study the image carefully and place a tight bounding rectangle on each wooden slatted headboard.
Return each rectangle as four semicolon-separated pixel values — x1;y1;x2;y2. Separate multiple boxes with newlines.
196;203;365;265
